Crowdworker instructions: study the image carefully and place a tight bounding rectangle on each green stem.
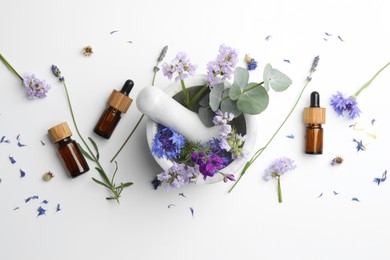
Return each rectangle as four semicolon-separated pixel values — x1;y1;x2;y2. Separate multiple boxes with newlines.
354;61;390;98
180;79;190;107
187;84;208;109
0;53;23;81
242;81;264;93
61;80;120;203
229;66;315;193
110;114;144;163
277;177;282;203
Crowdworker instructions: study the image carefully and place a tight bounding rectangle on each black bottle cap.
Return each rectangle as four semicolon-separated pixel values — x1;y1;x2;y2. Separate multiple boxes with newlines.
120;79;134;96
310;91;320;108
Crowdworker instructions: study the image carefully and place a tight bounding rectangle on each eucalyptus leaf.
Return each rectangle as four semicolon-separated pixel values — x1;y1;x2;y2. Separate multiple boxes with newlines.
220;89;241;117
198;107;215;127
263;63;292;92
229;67;250;100
209;83;224;111
198;93;210;108
237;85;269;114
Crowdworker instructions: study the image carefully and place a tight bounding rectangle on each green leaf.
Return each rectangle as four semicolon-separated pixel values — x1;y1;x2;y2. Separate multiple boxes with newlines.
263;63;292;92
77;144;94;161
88;137;99;160
95;167;111;186
198;107;215;127
237;84;269;114
92;177;110;188
198;93;210;108
120;182;133;188
229;67;249;100
209;83;224;111
220;89;241;117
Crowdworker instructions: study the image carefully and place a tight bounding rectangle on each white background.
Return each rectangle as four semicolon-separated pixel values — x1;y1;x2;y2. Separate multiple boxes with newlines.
1;0;390;259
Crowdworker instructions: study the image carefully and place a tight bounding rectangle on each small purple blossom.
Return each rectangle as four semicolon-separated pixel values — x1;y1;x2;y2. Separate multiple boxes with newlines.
157;162;199;191
222;173;236;183
330;92;361;119
23;74;51;99
264;157;296;203
206;44;238;86
9;155;16;164
162;52;196;81
373;170;387;186
152;125;185;160
37;206;46;216
20;169;26;178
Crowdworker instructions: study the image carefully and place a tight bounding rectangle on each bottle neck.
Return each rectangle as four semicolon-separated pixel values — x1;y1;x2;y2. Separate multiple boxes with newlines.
57;137;73;145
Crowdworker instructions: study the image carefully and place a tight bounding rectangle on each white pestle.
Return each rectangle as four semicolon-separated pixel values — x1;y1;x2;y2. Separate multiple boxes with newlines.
136;86;220;143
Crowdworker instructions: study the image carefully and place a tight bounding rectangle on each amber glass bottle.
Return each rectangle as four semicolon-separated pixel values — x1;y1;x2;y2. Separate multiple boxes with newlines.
94;79;134;139
304;91;326;154
48;122;90;177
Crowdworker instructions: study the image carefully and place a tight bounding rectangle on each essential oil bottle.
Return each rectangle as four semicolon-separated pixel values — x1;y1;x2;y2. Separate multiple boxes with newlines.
94;79;134;139
48;122;90;177
303;91;326;154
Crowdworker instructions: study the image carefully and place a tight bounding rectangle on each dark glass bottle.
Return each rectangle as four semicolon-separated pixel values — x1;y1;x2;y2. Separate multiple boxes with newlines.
94;79;134;139
304;91;326;154
48;122;90;177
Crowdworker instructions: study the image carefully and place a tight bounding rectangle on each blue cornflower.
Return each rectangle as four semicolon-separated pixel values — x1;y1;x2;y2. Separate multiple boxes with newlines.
245;54;258;71
353;138;365;152
330;92;361;119
264;157;296;203
152;125;185;159
373;170;387;185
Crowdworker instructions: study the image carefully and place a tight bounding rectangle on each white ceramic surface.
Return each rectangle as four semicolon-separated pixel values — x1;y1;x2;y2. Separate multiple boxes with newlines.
140;75;257;184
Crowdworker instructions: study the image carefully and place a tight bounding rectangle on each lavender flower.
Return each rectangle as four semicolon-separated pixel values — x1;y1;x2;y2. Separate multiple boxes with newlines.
207;44;238;86
157;162;199;191
51;65;65;82
0;53;51;99
152;125;185;159
330;91;361;119
23;74;51;99
264;157;296;203
162;52;196;81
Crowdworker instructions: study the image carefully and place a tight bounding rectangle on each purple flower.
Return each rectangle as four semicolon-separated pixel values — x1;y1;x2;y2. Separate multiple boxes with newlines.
330;91;361;119
23;74;51;99
353;138;365;152
191;152;226;180
263;157;296;181
51;65;65;81
207;44;238;86
162;52;196;81
152;125;185;159
222;173;236;183
264;157;296;203
157;162;199;191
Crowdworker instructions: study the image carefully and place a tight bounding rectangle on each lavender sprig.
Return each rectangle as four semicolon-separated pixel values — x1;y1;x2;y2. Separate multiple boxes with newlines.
51;65;132;202
229;56;319;193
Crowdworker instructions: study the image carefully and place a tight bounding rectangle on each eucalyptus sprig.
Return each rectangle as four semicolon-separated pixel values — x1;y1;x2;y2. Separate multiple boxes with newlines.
51;65;132;203
229;56;320;192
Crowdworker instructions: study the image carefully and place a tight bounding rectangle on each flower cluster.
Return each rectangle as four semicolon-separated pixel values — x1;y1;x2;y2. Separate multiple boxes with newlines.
162;52;197;81
330;91;361;119
264;157;296;203
156;162;199;191
23;74;51;99
191;151;227;180
206;44;238;86
213;110;247;159
152;125;185;160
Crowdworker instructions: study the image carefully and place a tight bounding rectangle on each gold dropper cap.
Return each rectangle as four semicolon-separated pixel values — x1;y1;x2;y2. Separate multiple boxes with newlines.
303;91;326;125
48;122;72;143
107;89;133;113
